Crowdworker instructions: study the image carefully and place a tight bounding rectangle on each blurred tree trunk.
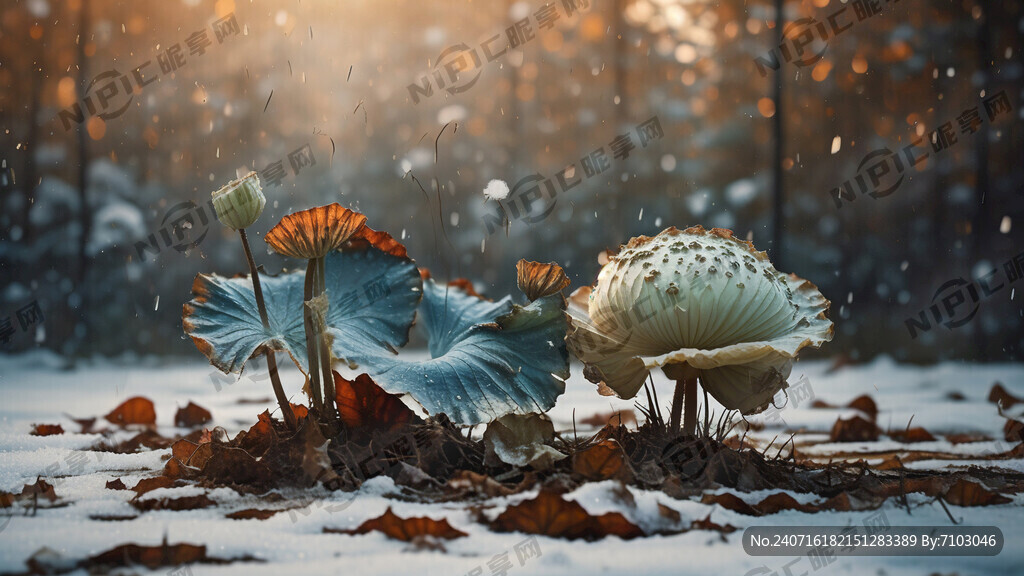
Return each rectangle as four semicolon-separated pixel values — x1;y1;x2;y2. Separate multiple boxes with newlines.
74;0;91;351
506;0;520;173
972;0;992;360
22;36;43;243
770;0;785;270
611;0;628;242
76;0;90;283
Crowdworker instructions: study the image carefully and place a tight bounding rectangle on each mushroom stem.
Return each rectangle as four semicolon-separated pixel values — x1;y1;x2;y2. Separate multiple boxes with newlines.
303;258;325;414
668;377;699;434
669;379;684;432
239;228;297;430
682;378;698;435
315;256;337;421
664;363;700;434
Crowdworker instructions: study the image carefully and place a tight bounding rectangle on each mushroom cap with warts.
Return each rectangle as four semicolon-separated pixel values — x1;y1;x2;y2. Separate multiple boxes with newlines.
567;226;833;415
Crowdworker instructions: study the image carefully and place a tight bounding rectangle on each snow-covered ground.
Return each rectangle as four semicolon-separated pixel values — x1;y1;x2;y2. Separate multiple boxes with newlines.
0;352;1021;575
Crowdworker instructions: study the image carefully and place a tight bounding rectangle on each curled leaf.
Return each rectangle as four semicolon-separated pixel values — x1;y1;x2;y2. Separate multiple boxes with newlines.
346;278;570;425
333;372;415;433
484;413;566;469
516;260;569;301
184;248;421;376
265;203;366;259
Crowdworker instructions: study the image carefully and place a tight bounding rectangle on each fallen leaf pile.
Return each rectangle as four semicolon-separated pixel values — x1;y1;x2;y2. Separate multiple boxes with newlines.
7;373;1024;576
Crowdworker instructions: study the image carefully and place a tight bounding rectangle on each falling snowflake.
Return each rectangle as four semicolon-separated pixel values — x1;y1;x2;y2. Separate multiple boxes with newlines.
483;179;510;201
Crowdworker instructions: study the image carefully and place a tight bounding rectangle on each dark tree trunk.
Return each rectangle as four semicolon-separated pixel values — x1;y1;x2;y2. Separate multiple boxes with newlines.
770;0;785;270
22;41;43;244
611;0;628;242
972;0;992;360
74;0;91;351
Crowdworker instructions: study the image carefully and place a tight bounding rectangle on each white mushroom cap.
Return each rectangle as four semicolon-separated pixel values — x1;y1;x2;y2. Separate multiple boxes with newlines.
567;226;833;415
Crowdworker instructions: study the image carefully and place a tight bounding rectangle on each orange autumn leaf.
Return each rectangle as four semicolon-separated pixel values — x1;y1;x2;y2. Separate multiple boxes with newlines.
174;401;212;428
171;439;200;463
328;507;467;541
345;225;409;258
87;541;209;570
30;424;65;436
1004;419;1024;443
226;508;284;520
579;410;636;429
830;415;879;442
121;429;173;451
447;278;485;299
104;397;157;427
131;493;216;512
572;439;630;481
2;480;59;508
944;479;1012;507
234;411;277;457
20;479;58;503
290;404;310;420
812;394;878;420
889;426;936;443
945;433;992;444
334;372;414;432
690;513;738;534
131;476;176;497
265;203;366;259
163;457;194;479
847;395;878;421
447;470;515;499
491;490;643;541
988;383;1022;408
701;492;817;516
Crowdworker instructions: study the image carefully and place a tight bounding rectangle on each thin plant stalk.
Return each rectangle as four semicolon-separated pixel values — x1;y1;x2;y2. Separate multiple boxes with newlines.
303;258;325;414
315;255;337;420
239;228;296;430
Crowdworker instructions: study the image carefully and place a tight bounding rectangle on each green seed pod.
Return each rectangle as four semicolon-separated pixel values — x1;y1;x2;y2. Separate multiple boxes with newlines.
212;172;266;230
